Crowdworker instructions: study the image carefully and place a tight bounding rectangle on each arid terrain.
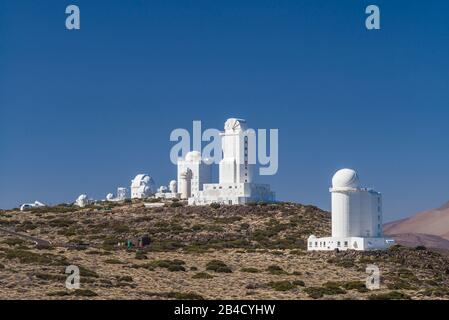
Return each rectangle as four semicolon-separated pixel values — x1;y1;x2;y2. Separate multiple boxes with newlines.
1;201;448;300
385;201;449;250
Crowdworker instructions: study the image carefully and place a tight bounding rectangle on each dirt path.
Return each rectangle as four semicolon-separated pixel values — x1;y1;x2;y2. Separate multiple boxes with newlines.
0;227;53;247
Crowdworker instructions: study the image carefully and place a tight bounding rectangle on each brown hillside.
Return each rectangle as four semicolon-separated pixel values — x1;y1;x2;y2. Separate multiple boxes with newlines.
1;201;448;300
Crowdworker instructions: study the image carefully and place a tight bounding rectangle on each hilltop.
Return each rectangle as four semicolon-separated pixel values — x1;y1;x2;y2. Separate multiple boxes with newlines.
385;200;449;250
0;201;448;300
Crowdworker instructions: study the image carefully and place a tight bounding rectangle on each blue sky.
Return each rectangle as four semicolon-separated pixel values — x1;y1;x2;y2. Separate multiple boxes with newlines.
0;0;448;221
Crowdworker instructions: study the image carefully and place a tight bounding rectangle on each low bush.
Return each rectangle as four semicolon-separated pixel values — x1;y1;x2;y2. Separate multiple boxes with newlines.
293;280;305;287
116;276;133;282
368;291;411;300
170;202;183;208
210;203;221;209
342;281;369;293
268;281;296;291
104;259;124;264
304;283;347;299
266;265;288;275
167;291;204;300
147;259;186;272
35;273;66;281
135;250;148;260
206;260;232;273
240;267;260;273
192;272;214;279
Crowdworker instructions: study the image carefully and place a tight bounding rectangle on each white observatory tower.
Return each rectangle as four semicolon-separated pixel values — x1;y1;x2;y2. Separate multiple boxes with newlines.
179;168;193;199
308;168;394;251
186;118;275;205
219;118;253;184
331;168;382;238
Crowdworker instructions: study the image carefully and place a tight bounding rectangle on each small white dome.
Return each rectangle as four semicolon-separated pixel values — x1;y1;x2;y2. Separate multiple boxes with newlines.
332;168;359;188
106;193;114;200
185;151;201;162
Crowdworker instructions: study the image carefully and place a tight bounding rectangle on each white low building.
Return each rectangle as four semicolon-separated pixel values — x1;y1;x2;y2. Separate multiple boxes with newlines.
20;201;46;211
155;181;180;199
116;187;128;201
131;174;156;199
188;118;275;205
308;168;395;251
105;187;129;202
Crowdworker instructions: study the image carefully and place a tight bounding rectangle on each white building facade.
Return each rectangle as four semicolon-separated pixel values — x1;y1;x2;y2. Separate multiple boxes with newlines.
308;168;394;251
177;151;212;199
188;118;275;205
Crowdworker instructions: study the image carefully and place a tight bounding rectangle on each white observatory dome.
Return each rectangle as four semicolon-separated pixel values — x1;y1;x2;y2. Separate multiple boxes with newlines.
224;118;247;132
185;151;201;162
169;180;177;193
332;168;360;188
77;194;88;201
106;193;114;201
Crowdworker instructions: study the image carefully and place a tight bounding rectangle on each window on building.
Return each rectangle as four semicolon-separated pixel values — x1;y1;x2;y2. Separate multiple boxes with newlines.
344;241;348;247
337;241;341;247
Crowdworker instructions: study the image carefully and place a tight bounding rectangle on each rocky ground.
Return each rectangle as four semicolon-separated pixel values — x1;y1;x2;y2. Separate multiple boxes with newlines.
0;201;448;300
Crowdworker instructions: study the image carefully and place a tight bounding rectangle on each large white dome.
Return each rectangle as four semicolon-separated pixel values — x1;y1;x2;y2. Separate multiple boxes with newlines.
332;168;359;188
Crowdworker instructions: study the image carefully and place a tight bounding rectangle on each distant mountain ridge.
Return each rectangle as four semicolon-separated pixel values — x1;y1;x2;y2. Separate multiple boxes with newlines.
384;201;449;250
